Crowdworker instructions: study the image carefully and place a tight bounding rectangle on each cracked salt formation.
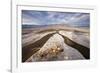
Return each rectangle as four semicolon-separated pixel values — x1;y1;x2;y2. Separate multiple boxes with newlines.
32;33;65;61
27;33;85;62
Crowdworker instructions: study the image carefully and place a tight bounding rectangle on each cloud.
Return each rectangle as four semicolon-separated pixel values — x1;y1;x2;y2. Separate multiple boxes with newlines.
22;10;90;27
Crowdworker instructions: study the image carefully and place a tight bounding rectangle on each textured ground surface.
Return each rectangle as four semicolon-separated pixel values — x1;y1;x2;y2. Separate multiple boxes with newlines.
22;25;90;62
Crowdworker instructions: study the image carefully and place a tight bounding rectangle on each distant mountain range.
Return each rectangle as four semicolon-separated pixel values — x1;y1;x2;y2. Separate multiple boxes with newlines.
22;24;89;29
22;24;47;28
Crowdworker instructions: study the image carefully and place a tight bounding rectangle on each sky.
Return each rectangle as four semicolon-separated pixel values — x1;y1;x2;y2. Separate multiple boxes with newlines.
22;10;90;27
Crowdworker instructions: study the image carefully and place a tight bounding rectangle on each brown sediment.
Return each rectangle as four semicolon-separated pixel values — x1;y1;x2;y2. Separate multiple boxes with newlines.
22;33;55;62
59;33;90;59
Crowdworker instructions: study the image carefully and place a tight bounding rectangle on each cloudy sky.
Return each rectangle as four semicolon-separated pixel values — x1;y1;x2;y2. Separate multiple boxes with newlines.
22;10;90;27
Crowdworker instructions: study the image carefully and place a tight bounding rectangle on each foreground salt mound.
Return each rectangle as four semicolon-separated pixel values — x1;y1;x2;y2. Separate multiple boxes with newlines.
31;33;64;61
26;33;85;62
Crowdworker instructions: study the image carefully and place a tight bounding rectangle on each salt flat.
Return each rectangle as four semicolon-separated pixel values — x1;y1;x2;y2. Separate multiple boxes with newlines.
22;25;90;62
26;33;85;62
